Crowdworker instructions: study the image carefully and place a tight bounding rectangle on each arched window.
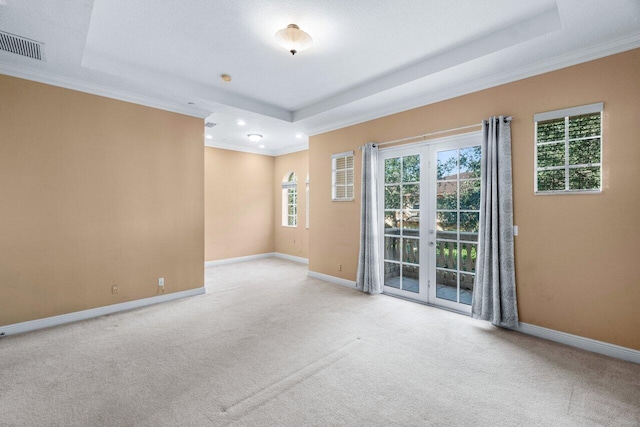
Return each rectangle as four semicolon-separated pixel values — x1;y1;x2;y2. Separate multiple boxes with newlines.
282;172;297;227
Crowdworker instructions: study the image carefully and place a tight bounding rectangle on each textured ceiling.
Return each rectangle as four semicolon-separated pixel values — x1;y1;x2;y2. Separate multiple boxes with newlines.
0;0;639;155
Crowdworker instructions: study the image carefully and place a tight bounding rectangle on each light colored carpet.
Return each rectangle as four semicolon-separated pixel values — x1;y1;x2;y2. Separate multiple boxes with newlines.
1;258;638;426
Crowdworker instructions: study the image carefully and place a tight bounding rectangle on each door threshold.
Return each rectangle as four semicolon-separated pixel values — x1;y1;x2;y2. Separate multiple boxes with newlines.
381;292;471;317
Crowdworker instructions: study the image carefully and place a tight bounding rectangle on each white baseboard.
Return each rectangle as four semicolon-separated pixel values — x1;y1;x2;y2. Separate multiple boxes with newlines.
308;270;357;289
514;322;639;364
274;252;309;264
205;252;308;267
0;287;206;337
306;270;639;364
205;253;276;267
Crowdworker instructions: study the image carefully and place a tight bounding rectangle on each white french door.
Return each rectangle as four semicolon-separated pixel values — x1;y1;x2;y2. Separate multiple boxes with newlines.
378;132;481;314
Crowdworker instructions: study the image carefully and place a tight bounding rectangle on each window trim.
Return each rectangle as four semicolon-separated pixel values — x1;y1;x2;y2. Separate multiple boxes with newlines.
534;103;603;195
331;151;355;202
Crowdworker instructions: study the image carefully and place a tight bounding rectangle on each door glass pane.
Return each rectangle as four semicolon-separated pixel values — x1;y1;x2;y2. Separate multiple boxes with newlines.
402;265;419;293
385;158;401;183
436;269;457;302
459;147;481;179
460;243;477;273
459;273;474;305
403;238;419;265
459;180;480;210
460;212;479;238
384;262;400;289
436;182;457;210
385;237;401;261
384;211;400;235
402;155;420;182
402;184;420;210
436;240;457;269
402;210;419;236
437;150;458;180
436;212;457;239
385;185;400;209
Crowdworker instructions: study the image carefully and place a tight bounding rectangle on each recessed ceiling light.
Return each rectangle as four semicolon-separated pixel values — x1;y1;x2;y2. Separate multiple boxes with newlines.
221;74;232;82
247;134;263;142
296;133;303;139
205;135;213;140
259;144;265;149
237;120;246;126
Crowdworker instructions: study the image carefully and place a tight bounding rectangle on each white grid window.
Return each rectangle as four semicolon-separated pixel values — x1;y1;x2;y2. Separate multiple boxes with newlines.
282;172;297;227
534;103;603;194
332;151;354;201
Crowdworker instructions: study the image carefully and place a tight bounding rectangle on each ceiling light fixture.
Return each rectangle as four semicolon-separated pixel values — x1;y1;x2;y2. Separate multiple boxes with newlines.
205;135;213;140
247;134;263;142
221;74;232;82
259;144;265;149
296;133;303;139
237;120;246;126
275;24;313;55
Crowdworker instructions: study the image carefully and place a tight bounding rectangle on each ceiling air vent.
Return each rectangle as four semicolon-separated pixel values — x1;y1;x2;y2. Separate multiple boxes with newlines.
205;122;217;128
0;31;44;61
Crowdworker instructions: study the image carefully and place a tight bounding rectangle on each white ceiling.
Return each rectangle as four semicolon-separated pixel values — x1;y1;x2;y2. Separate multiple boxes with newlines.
1;0;639;155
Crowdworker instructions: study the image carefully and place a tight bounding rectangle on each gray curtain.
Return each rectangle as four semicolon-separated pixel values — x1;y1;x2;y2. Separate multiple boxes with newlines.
472;117;519;327
356;143;382;294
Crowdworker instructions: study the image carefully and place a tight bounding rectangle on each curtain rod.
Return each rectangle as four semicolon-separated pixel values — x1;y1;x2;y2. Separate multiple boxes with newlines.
368;116;513;148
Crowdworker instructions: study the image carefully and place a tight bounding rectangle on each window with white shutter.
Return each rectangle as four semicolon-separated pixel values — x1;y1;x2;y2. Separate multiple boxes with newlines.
332;151;354;201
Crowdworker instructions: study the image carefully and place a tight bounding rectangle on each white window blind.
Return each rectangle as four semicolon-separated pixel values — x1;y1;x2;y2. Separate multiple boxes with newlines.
332;151;354;201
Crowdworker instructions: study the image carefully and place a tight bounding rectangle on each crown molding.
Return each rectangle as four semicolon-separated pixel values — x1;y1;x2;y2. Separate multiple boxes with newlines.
3;32;639;153
206;141;307;157
306;33;640;137
271;143;309;157
206;141;275;156
0;62;210;119
296;6;562;122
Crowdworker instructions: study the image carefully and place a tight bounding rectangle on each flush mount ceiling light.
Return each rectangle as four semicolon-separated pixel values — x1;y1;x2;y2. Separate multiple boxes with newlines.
275;24;313;55
237;120;246;126
247;134;263;142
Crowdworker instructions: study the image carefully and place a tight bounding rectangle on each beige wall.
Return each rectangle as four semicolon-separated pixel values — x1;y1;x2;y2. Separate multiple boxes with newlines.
205;147;275;261
274;150;309;259
309;49;640;350
0;75;204;326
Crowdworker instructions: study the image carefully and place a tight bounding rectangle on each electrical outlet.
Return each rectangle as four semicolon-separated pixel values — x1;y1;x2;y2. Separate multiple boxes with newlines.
111;285;118;295
158;278;164;290
338;264;342;272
